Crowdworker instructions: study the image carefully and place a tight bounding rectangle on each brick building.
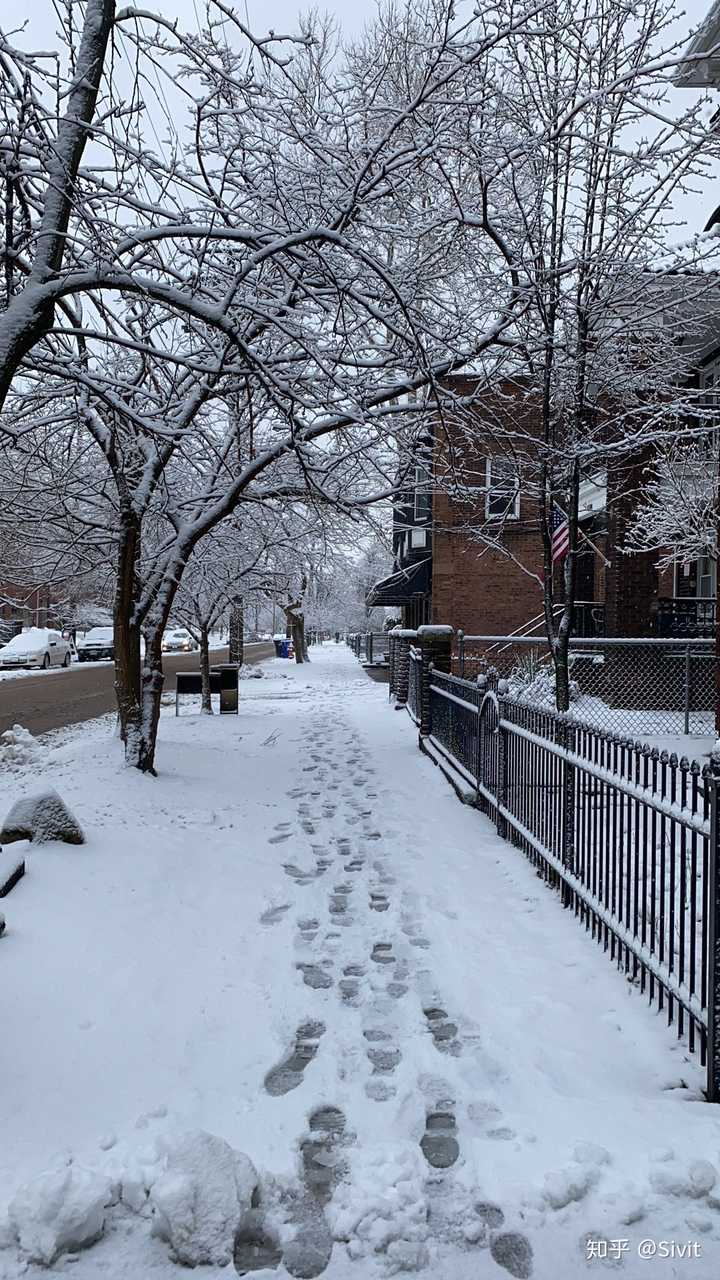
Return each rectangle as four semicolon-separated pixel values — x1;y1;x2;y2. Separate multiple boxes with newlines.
367;373;715;642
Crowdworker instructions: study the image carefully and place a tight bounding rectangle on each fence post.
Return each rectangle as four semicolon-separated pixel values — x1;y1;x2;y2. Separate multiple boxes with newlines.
417;625;453;738
367;633;374;665
393;629;417;709
684;641;691;736
707;752;720;1102
458;629;465;678
556;717;576;908
496;686;507;838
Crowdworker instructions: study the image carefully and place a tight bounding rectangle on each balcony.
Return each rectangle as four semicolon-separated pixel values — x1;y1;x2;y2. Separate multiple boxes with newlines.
654;597;716;638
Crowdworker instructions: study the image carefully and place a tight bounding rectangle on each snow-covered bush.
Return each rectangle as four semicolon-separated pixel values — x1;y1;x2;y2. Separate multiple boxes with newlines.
508;659;579;709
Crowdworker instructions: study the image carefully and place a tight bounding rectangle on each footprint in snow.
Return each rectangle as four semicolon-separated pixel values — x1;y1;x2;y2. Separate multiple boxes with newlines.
421;1104;460;1170
264;1021;325;1096
233;1206;283;1274
363;1026;401;1101
260;903;291;926
490;1232;534;1278
297;961;334;990
423;1005;461;1056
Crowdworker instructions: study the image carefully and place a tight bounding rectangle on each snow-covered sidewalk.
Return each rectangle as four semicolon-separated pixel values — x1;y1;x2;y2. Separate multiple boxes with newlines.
1;644;719;1279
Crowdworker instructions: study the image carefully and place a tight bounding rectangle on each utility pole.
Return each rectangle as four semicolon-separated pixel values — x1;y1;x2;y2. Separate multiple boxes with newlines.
229;596;244;667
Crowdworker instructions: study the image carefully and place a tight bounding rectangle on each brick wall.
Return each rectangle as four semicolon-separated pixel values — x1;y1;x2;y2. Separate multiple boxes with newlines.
604;453;658;636
430;378;547;634
431;510;545;634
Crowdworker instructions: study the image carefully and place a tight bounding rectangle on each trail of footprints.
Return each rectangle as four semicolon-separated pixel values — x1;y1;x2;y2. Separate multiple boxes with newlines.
251;717;532;1277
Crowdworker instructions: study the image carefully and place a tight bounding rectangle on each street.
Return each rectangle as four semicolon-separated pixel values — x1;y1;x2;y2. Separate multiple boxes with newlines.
0;642;274;738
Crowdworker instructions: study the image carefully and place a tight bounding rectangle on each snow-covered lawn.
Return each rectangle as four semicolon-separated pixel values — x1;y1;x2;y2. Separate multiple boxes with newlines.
1;644;719;1278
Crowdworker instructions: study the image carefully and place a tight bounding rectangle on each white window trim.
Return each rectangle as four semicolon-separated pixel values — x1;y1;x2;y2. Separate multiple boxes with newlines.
485;457;520;522
413;463;432;522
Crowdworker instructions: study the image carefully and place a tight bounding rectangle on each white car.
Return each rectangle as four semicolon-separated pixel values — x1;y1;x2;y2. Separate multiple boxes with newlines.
161;627;198;653
76;626;114;662
0;628;72;670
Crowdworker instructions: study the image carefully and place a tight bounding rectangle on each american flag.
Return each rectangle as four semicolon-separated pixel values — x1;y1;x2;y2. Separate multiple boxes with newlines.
551;504;570;563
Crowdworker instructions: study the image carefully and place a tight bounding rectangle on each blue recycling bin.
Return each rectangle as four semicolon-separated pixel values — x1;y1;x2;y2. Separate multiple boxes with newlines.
280;639;290;658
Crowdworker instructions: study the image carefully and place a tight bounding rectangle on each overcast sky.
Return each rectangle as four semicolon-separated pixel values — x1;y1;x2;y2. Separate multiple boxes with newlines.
22;0;720;233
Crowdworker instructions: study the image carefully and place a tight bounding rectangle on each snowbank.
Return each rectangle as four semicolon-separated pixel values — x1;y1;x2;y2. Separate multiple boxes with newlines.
150;1130;257;1266
329;1145;429;1271
7;1164;113;1265
0;725;47;772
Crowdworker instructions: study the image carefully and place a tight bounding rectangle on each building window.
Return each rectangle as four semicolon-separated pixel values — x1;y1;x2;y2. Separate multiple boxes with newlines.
413;464;432;522
674;556;717;599
486;456;520;521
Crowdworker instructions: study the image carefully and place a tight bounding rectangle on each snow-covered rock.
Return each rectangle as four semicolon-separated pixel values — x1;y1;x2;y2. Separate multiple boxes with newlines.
1;788;84;845
7;1164;112;1264
149;1129;257;1266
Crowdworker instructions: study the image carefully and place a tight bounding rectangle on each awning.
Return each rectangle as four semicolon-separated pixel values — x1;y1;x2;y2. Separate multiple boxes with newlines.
366;558;431;607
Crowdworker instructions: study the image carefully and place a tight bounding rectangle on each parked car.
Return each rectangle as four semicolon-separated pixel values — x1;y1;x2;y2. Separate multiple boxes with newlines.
76;626;114;662
161;627;198;653
0;628;72;670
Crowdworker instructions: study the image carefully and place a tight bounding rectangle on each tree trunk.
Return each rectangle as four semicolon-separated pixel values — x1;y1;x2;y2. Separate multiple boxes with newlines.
113;512;143;746
200;626;213;714
134;626;165;774
292;613;309;663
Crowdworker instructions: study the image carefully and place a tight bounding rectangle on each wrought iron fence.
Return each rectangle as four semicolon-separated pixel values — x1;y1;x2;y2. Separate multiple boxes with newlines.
428;668;482;784
408;647;421;723
347;632;391;664
420;660;720;1097
455;634;715;738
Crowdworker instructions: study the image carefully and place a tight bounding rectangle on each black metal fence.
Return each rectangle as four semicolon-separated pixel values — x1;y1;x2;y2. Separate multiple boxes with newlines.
387;642;720;1100
408;645;421;723
347;632;391;665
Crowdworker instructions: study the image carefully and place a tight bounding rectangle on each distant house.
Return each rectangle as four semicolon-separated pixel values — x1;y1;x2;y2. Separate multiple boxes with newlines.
0;581;54;642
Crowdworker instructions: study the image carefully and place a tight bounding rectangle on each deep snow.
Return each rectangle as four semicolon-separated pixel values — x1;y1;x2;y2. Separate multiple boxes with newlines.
1;645;720;1278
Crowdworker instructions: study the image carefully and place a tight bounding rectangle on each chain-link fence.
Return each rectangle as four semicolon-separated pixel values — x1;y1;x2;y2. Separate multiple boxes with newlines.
455;634;715;737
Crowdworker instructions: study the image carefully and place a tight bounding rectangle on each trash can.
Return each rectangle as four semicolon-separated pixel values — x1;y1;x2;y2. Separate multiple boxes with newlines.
210;663;239;714
280;639;290;659
273;633;285;657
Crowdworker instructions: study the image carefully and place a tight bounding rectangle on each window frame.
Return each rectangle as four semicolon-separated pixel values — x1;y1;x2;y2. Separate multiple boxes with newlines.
485;455;520;522
413;462;432;523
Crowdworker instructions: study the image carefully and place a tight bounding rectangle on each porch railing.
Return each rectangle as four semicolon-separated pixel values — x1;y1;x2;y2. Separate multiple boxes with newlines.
655;597;716;638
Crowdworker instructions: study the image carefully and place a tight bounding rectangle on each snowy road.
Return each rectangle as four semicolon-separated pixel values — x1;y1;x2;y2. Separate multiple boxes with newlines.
0;642;273;738
1;645;720;1278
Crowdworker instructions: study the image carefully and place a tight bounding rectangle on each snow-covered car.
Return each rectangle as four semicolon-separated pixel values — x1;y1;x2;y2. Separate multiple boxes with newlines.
161;627;197;653
0;628;72;671
76;626;114;662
